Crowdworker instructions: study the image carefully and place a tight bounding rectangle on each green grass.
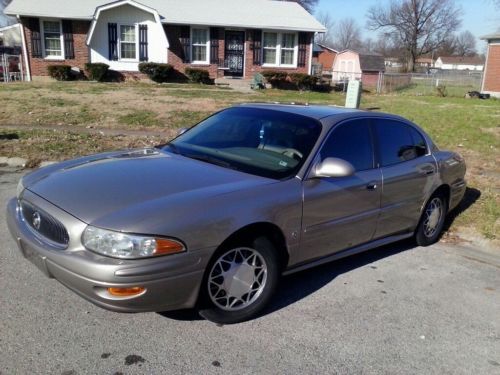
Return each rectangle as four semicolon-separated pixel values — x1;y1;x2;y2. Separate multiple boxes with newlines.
119;110;161;127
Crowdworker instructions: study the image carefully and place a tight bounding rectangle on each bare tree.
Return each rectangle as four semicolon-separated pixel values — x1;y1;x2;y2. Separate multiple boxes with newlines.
367;0;462;71
454;30;477;56
315;12;335;45
333;18;363;51
0;0;15;27
283;0;319;13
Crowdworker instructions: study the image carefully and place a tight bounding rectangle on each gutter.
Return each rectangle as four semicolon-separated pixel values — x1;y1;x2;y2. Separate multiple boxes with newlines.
16;17;31;82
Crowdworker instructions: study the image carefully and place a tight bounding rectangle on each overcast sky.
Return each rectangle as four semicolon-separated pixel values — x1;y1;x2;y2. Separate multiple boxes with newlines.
316;0;500;46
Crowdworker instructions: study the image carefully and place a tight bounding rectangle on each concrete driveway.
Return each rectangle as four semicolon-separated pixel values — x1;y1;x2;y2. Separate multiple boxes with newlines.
0;167;499;375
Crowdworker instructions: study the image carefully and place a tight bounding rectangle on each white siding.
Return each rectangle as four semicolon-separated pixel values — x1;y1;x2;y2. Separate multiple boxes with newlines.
89;4;167;71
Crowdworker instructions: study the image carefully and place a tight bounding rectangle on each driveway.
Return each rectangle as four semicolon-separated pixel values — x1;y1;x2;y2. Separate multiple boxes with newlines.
0;167;499;374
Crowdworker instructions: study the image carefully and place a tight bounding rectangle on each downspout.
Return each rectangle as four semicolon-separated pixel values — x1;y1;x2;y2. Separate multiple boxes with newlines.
481;41;490;93
17;16;31;81
308;32;314;75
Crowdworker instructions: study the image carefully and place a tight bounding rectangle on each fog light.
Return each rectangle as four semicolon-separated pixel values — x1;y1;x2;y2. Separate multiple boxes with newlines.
107;286;146;297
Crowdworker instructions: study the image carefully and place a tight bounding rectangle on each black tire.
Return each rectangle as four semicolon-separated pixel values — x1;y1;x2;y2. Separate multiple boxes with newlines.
415;192;448;246
198;236;280;324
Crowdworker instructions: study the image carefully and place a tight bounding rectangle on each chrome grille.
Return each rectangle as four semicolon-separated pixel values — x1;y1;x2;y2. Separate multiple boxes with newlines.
20;200;70;246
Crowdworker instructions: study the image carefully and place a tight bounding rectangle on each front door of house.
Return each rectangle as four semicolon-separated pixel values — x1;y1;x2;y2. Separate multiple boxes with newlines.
224;31;245;77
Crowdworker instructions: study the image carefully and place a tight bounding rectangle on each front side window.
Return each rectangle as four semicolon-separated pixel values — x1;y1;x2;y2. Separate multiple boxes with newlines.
262;32;297;67
120;25;136;60
374;120;420;167
42;20;63;58
320;120;374;172
192;28;209;63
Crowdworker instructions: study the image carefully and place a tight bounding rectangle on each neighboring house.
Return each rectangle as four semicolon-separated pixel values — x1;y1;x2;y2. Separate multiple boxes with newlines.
4;0;326;81
384;57;403;68
434;56;484;71
481;33;500;98
0;24;22;47
415;57;435;69
332;50;385;87
0;24;26;82
312;43;338;74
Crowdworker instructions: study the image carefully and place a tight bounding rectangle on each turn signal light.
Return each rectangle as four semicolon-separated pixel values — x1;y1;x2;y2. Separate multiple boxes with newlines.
154;238;185;255
108;287;146;297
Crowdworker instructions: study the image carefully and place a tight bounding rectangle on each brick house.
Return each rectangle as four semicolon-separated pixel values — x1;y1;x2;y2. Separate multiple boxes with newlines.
312;43;338;74
481;33;500;98
4;0;326;81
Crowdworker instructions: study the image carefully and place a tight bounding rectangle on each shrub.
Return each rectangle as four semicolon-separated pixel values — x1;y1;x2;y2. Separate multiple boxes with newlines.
289;73;318;91
185;67;211;84
261;70;289;88
436;85;448;97
47;65;72;81
85;63;109;82
138;62;174;83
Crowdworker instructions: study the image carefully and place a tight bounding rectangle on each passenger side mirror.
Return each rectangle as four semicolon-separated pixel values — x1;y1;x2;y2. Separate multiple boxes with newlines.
177;127;189;136
310;157;355;178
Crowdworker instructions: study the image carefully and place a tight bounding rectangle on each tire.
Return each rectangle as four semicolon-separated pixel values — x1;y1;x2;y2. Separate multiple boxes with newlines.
415;192;448;246
198;236;280;324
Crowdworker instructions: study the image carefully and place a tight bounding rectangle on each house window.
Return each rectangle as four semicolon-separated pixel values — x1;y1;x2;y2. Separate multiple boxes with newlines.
42;20;63;58
262;31;297;67
120;25;137;60
191;28;209;64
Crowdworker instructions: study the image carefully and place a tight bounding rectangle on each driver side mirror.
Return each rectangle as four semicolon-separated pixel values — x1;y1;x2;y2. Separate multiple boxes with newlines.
310;157;355;179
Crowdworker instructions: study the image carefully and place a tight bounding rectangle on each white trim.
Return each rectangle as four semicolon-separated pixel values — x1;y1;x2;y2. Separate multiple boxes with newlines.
261;30;298;68
481;44;491;92
308;36;313;74
16;18;31;81
190;26;210;65
40;18;64;60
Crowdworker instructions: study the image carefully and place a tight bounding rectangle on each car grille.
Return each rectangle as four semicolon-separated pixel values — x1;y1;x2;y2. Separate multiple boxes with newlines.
20;199;70;247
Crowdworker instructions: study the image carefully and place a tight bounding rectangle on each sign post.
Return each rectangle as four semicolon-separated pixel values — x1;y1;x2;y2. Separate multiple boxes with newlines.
345;80;362;109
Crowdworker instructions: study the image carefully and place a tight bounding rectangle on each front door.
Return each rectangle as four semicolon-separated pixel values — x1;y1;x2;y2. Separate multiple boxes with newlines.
224;31;245;77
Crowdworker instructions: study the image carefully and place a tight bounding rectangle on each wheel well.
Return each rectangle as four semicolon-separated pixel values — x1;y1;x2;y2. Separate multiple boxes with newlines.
433;184;451;208
218;223;290;270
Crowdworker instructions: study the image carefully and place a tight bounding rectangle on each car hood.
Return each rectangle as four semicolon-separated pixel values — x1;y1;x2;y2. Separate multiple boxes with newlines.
24;149;274;224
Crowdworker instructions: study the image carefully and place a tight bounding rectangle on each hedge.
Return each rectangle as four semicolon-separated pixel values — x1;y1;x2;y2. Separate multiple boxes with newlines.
185;67;211;84
47;65;72;81
138;62;174;83
262;70;319;91
84;63;109;82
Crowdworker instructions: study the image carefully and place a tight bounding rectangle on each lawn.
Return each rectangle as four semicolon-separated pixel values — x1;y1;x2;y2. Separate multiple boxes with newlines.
0;81;498;243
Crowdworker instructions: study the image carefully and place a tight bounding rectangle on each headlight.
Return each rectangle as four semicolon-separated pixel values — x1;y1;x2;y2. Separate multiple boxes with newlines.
16;178;25;199
82;226;185;259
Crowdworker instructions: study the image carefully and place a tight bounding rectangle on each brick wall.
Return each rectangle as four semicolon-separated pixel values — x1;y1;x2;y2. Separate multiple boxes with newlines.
22;18;90;76
483;44;500;93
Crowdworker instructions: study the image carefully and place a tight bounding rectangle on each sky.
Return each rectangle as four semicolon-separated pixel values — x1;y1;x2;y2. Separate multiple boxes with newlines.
315;0;500;48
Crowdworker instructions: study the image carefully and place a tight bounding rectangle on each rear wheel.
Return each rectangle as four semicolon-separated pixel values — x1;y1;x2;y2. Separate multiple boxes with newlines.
415;193;448;246
198;237;280;324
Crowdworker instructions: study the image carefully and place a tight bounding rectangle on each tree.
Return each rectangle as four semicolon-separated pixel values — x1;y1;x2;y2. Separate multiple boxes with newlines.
315;11;335;45
0;0;15;27
454;30;477;56
367;0;462;71
333;18;362;51
284;0;319;13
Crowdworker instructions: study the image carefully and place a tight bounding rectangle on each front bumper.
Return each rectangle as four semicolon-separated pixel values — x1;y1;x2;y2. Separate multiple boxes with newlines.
6;195;215;313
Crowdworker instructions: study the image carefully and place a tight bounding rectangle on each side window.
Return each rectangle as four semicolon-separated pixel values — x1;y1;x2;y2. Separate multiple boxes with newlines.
409;126;428;157
374;120;417;167
320;120;374;172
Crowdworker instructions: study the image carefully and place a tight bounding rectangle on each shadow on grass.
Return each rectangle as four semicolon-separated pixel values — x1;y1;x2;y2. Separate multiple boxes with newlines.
443;187;481;233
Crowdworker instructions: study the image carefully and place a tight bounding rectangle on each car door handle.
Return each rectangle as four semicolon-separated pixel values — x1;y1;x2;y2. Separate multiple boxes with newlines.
420;168;435;176
366;182;378;191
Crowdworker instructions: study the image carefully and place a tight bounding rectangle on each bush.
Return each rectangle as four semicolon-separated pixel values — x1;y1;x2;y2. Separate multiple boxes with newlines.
139;62;174;83
436;85;448;97
289;73;318;91
262;70;289;88
85;63;109;82
47;65;72;81
185;68;211;84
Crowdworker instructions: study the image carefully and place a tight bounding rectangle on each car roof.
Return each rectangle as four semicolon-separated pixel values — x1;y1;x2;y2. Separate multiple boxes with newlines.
237;103;363;120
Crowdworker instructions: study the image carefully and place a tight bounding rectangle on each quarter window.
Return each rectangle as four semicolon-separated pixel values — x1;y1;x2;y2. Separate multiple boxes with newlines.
262;32;297;67
320;120;374;172
42;20;63;58
191;28;209;63
374;120;419;167
120;25;137;60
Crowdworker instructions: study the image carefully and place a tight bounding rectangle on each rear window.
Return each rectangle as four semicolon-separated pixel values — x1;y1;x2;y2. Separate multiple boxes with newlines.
374;119;421;167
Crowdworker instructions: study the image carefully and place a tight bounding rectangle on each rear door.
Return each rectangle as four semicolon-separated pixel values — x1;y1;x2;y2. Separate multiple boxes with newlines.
372;119;437;239
300;119;382;262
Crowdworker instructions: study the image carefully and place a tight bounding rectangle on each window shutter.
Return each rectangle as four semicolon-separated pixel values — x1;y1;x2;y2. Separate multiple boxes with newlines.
29;18;42;58
108;23;118;61
298;32;308;68
252;29;262;65
139;24;148;62
209;27;219;64
62;20;74;60
180;26;190;63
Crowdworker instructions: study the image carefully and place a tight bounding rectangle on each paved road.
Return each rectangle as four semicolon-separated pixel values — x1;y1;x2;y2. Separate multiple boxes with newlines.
0;167;499;375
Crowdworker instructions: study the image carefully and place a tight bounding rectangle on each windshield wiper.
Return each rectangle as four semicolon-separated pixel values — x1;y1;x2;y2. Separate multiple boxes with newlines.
183;154;239;171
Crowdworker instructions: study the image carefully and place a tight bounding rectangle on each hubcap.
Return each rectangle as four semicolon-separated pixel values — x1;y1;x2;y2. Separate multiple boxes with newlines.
423;198;443;238
208;247;267;311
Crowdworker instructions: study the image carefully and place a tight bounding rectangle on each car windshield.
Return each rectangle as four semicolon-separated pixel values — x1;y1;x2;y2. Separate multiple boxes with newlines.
163;107;322;180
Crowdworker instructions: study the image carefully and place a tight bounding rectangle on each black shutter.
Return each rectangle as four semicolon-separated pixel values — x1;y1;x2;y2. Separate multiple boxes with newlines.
62;20;74;60
210;27;219;64
29;18;42;58
252;29;262;65
108;23;118;61
139;24;148;62
298;32;308;68
180;26;190;63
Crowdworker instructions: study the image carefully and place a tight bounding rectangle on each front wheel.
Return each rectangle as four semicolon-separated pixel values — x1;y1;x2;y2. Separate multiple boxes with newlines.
415;193;448;246
198;237;280;324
